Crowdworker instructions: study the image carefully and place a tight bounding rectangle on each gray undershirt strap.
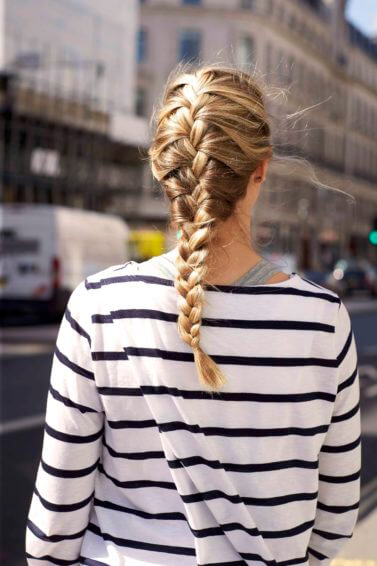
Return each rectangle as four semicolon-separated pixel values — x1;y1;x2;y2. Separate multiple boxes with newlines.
151;248;284;286
232;257;282;285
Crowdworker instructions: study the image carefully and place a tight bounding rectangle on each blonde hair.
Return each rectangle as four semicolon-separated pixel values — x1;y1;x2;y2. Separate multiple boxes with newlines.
147;61;355;393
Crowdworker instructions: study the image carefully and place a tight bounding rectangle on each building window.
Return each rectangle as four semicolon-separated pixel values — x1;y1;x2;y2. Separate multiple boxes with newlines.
236;34;255;67
137;27;148;63
136;86;147;117
178;29;201;62
240;0;254;8
265;42;271;74
182;0;201;5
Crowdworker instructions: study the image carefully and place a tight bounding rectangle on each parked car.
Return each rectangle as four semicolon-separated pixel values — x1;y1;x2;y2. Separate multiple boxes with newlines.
324;258;372;297
0;203;130;321
358;259;377;297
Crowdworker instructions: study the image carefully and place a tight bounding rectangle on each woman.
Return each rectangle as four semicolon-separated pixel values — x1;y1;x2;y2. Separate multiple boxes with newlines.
25;64;361;566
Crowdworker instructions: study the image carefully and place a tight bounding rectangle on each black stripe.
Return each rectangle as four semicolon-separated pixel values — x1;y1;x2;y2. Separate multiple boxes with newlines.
103;437;164;460
107;417;329;437
103;440;318;478
92;351;128;361
25;553;79;565
99;308;335;333
87;520;311;563
312;527;353;540
181;489;318;507
307;546;328;560
321;435;361;453
319;468;360;483
87;521;196;556
112;260;134;272
86;273;174;289
93;492;316;525
98;384;335;403
273;554;309;566
54;345;94;381
85;273;340;303
168;455;318;473
337;328;353;365
244;518;314;540
45;422;104;444
91;313;113;324
121;346;337;368
331;400;360;423
317;500;359;514
49;383;101;414
41;457;100;478
98;461;317;507
34;485;94;512
80;558;109;566
94;496;187;521
107;418;156;429
299;276;326;291
103;436;318;471
27;518;86;542
338;366;358;393
65;306;91;346
98;461;177;490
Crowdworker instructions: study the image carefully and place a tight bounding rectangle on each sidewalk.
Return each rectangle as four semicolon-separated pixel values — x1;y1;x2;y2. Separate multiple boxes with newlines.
331;507;377;564
343;297;377;315
330;477;377;565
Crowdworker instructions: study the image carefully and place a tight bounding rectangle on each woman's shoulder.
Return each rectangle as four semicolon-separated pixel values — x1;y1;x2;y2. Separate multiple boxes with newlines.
81;258;341;310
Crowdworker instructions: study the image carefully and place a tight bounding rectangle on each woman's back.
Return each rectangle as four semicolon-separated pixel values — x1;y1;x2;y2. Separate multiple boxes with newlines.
26;63;360;566
26;256;360;566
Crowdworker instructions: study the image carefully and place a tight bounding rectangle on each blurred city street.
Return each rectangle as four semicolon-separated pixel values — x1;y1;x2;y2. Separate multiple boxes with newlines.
1;0;377;564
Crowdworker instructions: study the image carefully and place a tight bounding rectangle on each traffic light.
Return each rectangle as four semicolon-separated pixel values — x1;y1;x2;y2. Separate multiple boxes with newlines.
368;216;377;246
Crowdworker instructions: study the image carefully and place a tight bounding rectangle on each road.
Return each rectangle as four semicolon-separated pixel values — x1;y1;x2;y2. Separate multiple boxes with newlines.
1;296;377;565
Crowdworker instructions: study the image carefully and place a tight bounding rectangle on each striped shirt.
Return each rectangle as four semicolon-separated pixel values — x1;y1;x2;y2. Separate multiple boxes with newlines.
25;253;361;566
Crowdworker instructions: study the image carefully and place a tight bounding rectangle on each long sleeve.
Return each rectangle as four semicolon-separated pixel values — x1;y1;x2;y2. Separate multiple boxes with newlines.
25;279;104;565
307;300;361;565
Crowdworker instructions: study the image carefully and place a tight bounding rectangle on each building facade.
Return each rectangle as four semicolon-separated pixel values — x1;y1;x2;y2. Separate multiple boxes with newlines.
0;0;151;224
137;0;377;269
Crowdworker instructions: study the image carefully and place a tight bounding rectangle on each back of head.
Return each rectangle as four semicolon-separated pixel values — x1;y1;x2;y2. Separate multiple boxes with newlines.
148;63;276;392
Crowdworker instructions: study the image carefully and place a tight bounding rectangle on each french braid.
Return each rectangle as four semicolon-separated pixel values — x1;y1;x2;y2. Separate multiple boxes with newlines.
148;63;273;390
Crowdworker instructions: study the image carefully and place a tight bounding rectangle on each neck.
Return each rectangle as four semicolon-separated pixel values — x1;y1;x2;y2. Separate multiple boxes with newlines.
175;213;263;285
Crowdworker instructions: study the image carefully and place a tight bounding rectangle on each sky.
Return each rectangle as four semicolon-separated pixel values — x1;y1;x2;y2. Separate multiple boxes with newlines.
345;0;377;37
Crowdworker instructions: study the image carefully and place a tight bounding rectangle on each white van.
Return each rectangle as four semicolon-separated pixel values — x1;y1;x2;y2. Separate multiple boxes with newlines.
0;203;130;320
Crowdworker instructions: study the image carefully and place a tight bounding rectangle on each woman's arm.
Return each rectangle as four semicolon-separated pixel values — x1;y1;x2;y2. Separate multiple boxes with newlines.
307;300;361;565
25;279;104;565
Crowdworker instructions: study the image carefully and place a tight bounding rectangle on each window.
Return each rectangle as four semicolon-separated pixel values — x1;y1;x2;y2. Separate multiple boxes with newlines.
137;27;148;63
135;86;147;117
182;0;201;5
236;34;255;67
265;42;271;74
178;29;201;62
287;54;295;82
240;0;254;8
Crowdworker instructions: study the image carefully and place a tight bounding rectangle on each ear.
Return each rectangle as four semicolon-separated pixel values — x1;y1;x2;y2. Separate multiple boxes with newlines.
252;161;265;184
257;158;270;183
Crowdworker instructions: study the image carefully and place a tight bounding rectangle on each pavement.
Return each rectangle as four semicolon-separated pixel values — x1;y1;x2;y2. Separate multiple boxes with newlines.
343;296;377;314
331;499;377;565
331;511;377;564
